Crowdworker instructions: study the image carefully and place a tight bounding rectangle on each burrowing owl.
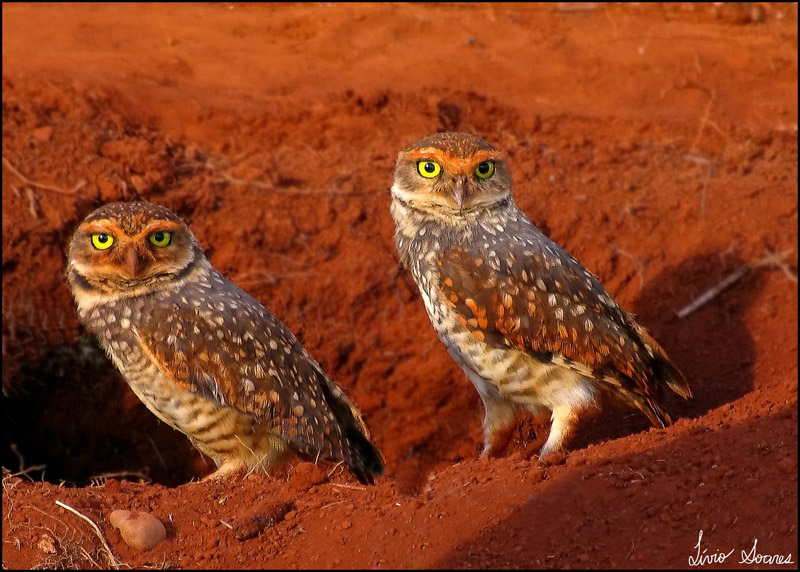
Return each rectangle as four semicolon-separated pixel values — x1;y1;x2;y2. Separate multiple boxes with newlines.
66;202;384;483
390;132;691;458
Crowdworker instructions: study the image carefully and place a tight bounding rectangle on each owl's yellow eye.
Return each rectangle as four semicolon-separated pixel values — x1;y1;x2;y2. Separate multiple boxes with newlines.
475;161;495;179
417;161;441;179
91;233;114;250
149;231;172;248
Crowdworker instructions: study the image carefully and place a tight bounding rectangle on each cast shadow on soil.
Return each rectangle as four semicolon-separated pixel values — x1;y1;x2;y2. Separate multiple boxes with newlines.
390;386;484;496
564;251;761;451
432;407;798;569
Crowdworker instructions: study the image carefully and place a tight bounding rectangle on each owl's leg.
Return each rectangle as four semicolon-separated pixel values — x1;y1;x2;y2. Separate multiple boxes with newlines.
480;399;518;457
462;367;518;456
539;404;576;457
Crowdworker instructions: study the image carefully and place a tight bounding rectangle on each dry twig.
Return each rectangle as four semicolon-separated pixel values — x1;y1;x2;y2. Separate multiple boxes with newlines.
326;461;345;479
691;89;718;151
613;245;647;290
683;152;713;217
54;500;122;569
8;443;47;480
2;156;87;196
89;471;153;486
676;249;796;318
326;483;366;491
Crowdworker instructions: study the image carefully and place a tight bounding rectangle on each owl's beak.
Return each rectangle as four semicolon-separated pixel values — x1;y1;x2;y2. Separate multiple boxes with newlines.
125;246;149;278
452;184;467;209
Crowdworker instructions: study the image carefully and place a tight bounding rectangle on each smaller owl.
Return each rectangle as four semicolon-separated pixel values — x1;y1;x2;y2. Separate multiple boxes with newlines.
390;132;691;458
66;201;384;483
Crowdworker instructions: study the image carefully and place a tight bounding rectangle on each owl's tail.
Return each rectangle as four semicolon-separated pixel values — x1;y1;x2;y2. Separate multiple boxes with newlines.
633;322;693;401
605;322;692;429
316;372;385;485
651;352;692;400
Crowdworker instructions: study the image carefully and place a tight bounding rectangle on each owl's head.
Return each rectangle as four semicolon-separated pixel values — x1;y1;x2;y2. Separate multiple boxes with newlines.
391;132;512;215
67;202;202;298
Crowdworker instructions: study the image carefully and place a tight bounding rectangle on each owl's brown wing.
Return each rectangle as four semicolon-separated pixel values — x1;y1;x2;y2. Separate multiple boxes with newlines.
132;275;383;483
438;237;690;425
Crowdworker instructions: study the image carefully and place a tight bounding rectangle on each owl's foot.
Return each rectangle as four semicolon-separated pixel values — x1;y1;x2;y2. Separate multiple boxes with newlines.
480;403;517;457
201;461;245;481
538;405;576;458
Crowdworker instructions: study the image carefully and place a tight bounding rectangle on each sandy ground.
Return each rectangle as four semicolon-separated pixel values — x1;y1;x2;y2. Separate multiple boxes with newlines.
2;2;797;569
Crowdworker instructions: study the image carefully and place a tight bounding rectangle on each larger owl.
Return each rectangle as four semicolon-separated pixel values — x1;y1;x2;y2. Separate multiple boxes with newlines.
390;132;691;458
66;202;384;484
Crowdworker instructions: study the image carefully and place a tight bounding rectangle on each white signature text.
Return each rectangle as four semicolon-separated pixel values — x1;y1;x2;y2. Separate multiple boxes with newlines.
688;530;795;566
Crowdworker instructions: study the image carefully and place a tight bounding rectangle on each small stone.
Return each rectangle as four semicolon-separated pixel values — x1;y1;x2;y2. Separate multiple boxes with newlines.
97;178;117;197
290;462;327;489
109;509;166;551
749;4;767;23
777;457;796;474
32;126;53;143
130;175;149;193
231;502;293;541
37;534;57;554
566;453;587;467
538;451;567;466
185;144;203;161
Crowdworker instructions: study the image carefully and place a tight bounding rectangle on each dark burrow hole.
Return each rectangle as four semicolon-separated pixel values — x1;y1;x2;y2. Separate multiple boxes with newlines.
2;337;213;487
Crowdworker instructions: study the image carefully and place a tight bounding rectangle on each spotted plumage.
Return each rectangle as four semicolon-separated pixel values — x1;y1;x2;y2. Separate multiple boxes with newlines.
66;202;384;483
390;132;691;457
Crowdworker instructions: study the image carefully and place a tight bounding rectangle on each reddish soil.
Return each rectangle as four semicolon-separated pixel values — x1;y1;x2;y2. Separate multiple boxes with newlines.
2;3;797;569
